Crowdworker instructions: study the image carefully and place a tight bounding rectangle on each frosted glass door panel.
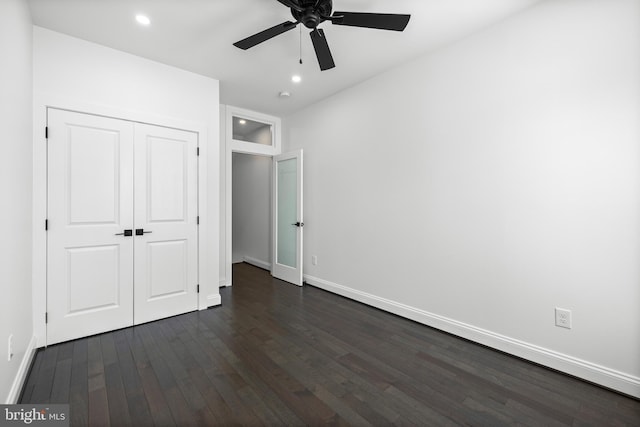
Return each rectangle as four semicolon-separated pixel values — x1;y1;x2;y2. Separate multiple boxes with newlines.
277;158;297;268
272;150;303;286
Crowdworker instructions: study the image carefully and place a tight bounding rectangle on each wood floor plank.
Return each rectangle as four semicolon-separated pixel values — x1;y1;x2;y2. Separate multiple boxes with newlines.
29;345;58;403
176;318;286;425
202;312;342;424
168;318;270;423
111;329;153;427
19;263;640;426
87;336;110;427
19;349;44;403
244;291;464;423
49;358;72;403
103;362;133;427
49;338;76;405
136;322;201;426
127;327;177;426
56;341;74;362
179;313;291;425
68;339;89;427
154;320;220;426
250;312;426;424
99;332;118;367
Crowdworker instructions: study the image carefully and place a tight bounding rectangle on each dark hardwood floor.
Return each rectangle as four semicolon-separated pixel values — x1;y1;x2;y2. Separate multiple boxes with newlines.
21;262;640;426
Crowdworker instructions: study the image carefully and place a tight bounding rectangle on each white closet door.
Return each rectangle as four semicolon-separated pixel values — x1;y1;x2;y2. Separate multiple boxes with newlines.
47;109;135;345
133;124;198;324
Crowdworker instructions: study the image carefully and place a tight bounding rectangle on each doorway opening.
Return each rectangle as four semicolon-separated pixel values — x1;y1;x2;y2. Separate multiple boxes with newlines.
231;152;272;271
222;105;303;288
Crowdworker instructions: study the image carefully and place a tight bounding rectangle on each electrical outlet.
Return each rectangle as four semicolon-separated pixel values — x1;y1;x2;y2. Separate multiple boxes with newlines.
8;334;13;361
311;255;318;266
555;308;572;329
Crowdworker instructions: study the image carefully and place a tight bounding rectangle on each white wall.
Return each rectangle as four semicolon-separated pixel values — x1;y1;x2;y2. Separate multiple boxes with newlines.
232;153;272;268
284;0;640;397
32;27;221;345
0;0;35;403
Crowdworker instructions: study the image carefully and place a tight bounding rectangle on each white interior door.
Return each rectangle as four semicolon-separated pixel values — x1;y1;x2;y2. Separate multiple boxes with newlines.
133;124;199;324
272;150;304;286
47;109;135;345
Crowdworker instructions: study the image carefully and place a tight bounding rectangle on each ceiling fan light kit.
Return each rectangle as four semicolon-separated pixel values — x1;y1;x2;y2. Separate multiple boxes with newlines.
234;0;410;71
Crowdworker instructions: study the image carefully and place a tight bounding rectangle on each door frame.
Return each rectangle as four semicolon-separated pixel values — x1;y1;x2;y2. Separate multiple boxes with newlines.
33;98;214;348
222;105;282;288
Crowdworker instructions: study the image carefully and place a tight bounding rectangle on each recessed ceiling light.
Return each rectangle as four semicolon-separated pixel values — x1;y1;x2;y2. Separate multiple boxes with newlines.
291;75;301;83
239;119;246;125
135;14;151;26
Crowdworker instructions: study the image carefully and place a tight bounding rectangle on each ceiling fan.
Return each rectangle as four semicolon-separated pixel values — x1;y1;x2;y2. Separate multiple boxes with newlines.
233;0;411;71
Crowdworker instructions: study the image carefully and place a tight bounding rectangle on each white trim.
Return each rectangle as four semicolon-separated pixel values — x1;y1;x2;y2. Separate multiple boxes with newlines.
32;100;48;348
226;105;281;156
5;335;37;404
304;274;640;399
222;105;233;288
33;98;216;346
197;122;211;312
242;256;272;271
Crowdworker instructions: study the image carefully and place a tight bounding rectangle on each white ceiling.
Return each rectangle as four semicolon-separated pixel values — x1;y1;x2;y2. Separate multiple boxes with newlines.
27;0;541;117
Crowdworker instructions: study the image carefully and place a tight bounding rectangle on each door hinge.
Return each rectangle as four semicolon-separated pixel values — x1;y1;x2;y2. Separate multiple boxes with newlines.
45;127;48;139
197;216;199;225
45;219;48;231
197;284;200;294
196;147;200;156
45;312;48;324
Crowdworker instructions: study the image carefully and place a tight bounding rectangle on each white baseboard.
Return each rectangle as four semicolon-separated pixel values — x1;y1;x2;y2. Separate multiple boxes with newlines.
242;256;271;271
5;335;37;404
304;274;640;399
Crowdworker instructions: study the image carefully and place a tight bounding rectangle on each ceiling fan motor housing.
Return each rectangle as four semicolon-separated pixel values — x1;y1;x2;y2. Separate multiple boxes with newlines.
292;0;333;29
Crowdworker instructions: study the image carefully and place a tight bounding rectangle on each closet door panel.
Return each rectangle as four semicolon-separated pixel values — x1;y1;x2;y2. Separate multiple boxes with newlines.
133;123;198;324
47;109;134;345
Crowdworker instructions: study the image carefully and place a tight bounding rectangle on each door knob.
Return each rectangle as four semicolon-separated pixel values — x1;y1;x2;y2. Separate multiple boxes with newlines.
292;222;304;227
115;229;133;236
135;229;153;235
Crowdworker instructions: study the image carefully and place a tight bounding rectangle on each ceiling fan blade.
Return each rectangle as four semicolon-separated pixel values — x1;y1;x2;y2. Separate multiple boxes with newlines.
331;12;411;31
233;21;298;50
276;0;304;13
310;28;335;71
